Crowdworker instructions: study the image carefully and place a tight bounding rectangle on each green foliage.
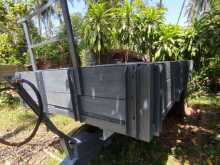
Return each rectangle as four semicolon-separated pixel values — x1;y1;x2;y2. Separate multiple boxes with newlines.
80;1;219;93
186;10;220;93
0;33;16;63
116;1;166;61
71;12;83;39
132;5;165;60
0;0;219;93
81;2;115;64
80;0;220;69
155;24;183;61
194;10;220;59
190;58;220;94
0;83;19;106
115;0;133;49
0;92;19;106
0;0;27;65
186;0;220;22
81;0;167;62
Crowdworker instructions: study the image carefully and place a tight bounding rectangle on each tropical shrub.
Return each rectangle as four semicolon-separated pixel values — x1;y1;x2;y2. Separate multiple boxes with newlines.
131;5;165;61
81;0;167;62
0;0;26;64
185;10;220;93
114;0;133;50
154;24;183;61
0;0;219;94
81;2;115;64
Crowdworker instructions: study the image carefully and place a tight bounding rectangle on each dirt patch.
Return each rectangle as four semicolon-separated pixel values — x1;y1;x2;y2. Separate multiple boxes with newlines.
0;125;64;165
158;104;220;165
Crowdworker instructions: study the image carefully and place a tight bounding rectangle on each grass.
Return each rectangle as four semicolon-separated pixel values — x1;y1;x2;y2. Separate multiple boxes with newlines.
0;94;220;165
188;95;220;107
91;95;220;165
0;103;81;164
0;105;36;136
0;104;81;134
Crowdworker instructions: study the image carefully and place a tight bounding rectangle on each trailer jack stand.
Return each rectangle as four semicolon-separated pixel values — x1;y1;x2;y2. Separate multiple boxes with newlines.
60;126;112;165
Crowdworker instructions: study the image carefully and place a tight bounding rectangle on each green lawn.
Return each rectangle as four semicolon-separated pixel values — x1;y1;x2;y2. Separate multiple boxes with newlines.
0;95;219;165
0;104;81;164
188;95;220;107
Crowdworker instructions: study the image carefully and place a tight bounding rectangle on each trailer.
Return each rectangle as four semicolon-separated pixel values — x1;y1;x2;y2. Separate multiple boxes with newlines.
1;0;193;164
17;60;193;141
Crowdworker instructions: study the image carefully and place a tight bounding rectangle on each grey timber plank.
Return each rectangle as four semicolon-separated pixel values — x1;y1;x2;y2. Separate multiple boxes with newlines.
80;96;126;121
152;65;161;136
42;69;70;93
126;65;137;138
19;72;38;102
136;64;152;141
48;104;75;117
46;92;72;109
81;115;126;135
81;66;126;99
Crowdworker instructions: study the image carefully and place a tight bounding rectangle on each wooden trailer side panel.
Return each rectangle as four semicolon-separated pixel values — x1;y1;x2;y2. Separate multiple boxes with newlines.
16;61;193;143
80;66;126;99
16;71;39;103
17;66;128;134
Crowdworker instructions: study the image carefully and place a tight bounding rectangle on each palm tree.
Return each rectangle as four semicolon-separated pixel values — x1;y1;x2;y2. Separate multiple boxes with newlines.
81;2;114;64
177;0;186;24
158;0;163;8
22;0;74;37
186;0;218;22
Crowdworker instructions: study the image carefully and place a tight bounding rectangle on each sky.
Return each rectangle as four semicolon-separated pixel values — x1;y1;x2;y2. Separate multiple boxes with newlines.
68;0;188;26
162;0;188;26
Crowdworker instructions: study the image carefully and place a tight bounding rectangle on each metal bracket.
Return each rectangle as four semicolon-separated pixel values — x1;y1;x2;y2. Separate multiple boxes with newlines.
60;126;112;165
100;130;114;141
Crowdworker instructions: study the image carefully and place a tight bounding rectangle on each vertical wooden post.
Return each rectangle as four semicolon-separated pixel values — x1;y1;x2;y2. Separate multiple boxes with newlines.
60;0;82;94
22;21;37;71
60;0;82;121
159;0;163;8
60;0;80;68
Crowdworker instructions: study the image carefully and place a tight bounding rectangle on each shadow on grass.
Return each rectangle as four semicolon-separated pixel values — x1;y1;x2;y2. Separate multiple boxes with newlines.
92;103;220;165
1;124;30;139
1;110;37;140
17;111;36;123
170;103;220;165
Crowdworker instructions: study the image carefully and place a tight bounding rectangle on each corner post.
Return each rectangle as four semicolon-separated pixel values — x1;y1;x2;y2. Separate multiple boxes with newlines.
60;0;82;121
60;0;80;68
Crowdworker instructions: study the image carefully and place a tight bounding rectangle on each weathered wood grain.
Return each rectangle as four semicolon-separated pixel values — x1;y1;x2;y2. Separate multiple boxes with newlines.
80;96;126;121
80;66;126;99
